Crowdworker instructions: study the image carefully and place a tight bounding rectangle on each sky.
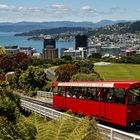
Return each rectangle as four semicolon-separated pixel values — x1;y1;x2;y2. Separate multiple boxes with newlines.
0;0;140;22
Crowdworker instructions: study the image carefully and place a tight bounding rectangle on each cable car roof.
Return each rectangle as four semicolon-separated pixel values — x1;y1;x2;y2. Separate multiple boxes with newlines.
53;81;140;88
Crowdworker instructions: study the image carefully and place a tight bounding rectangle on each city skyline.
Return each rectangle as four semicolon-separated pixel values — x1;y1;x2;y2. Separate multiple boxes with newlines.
0;0;140;22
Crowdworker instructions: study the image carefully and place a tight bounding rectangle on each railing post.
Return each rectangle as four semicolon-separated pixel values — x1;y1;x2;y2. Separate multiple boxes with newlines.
110;129;113;140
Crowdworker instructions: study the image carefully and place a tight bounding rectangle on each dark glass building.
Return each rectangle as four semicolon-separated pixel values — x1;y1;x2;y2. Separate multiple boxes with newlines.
44;38;56;49
42;36;58;60
75;35;88;50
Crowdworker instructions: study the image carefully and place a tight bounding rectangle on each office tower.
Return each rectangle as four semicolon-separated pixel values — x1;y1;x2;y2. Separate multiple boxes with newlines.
42;36;58;60
44;36;56;49
75;35;88;50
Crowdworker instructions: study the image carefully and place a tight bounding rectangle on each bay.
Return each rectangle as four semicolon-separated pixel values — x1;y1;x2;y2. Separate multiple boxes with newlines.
0;32;75;56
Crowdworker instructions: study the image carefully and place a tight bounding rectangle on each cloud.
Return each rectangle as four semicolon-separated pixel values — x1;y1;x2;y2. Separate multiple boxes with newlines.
51;4;69;12
80;5;93;11
51;4;65;9
48;4;71;18
0;3;127;22
17;7;44;13
0;4;15;10
78;5;98;18
0;4;9;10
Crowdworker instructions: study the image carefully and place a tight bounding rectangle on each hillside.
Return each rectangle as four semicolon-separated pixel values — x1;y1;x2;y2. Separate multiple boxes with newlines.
88;20;140;36
15;27;88;36
94;63;140;80
88;22;132;36
128;20;140;33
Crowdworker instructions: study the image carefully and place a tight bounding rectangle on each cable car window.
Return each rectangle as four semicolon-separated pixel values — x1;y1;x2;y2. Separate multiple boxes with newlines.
87;87;98;100
129;88;140;105
66;87;72;97
53;87;59;95
107;88;114;103
114;88;126;104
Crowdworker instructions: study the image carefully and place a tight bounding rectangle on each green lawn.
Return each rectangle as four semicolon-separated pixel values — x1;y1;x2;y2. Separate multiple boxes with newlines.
94;63;140;80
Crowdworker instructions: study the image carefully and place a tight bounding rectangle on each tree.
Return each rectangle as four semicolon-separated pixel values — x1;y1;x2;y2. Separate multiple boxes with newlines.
55;64;78;82
74;60;94;73
9;69;22;89
0;47;6;56
88;53;102;59
15;52;32;70
61;55;72;63
0;83;37;140
0;74;5;81
0;55;18;72
0;87;20;123
0;116;37;140
19;66;48;93
52;58;65;65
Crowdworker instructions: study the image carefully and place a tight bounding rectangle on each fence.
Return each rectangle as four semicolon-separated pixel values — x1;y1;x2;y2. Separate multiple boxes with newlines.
37;91;53;98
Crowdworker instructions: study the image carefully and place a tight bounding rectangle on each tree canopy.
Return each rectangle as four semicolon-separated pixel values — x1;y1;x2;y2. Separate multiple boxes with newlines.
0;84;37;139
18;66;48;93
55;64;78;82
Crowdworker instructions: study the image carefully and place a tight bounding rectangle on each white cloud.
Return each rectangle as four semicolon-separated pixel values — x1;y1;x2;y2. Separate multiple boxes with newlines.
51;4;65;9
80;5;92;11
0;4;9;10
51;4;68;12
17;7;43;13
80;5;94;12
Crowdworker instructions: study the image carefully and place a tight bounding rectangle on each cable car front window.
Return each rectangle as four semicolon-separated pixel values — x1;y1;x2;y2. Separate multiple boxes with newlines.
53;87;64;96
129;88;140;105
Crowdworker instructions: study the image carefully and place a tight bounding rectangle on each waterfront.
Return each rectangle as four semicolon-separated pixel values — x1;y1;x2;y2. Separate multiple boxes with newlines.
0;32;75;56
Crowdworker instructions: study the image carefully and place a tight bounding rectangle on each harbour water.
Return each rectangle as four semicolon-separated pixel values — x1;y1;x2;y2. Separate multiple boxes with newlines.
0;32;75;55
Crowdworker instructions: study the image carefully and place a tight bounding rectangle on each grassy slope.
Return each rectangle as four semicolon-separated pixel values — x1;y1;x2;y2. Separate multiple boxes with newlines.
94;63;140;80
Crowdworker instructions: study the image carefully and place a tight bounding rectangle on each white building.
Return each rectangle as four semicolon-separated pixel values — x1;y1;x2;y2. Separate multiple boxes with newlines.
62;47;87;59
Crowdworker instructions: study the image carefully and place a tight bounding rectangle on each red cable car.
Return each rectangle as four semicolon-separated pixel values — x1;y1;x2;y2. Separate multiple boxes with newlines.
52;81;140;127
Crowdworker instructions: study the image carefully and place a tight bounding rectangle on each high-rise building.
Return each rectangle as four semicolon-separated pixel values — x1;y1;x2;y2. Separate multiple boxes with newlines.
42;48;58;60
75;35;88;50
44;36;56;49
42;36;58;60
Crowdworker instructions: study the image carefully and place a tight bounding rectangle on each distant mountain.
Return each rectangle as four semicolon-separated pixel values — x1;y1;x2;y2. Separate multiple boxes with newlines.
96;20;115;27
0;20;119;32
